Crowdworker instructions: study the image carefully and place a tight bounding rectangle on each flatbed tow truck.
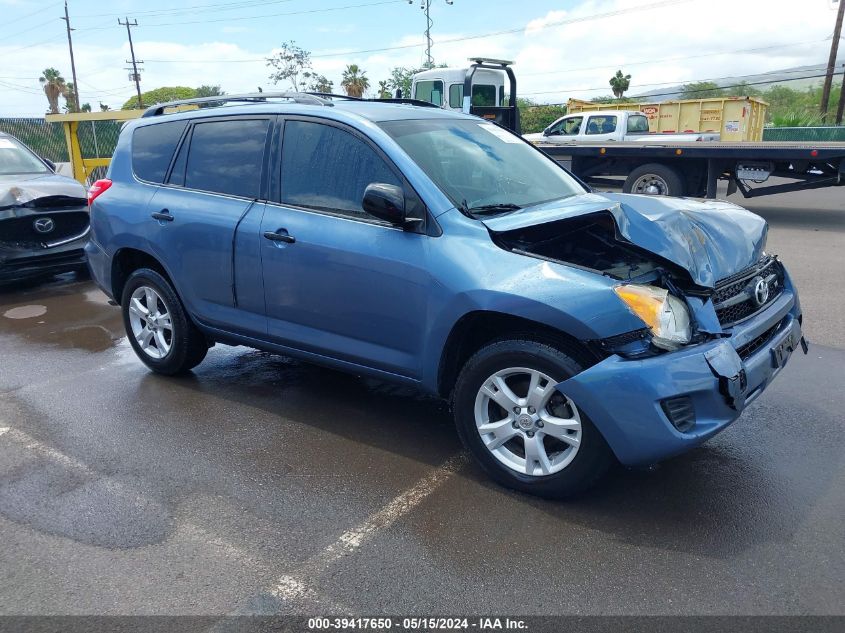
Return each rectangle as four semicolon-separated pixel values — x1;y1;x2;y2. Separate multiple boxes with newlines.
538;139;845;199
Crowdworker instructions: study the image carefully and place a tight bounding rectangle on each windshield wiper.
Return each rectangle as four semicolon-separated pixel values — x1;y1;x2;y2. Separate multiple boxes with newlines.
467;203;521;216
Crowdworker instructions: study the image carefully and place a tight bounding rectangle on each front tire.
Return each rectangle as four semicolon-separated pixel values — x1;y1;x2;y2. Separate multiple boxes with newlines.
121;268;208;375
452;339;614;498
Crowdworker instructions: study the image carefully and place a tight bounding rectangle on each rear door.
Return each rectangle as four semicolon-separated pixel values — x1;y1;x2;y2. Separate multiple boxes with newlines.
146;115;272;335
582;114;619;142
259;118;431;379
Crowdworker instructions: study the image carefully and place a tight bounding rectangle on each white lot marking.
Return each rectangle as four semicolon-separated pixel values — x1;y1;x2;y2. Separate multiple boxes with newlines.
0;427;8;436
270;454;466;602
0;425;90;472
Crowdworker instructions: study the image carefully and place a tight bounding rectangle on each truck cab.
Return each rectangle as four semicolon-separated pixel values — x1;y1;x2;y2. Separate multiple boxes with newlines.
525;110;719;144
411;66;506;112
411;58;520;133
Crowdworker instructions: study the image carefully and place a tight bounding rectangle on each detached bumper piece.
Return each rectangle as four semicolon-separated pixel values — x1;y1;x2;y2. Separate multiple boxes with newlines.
555;290;803;467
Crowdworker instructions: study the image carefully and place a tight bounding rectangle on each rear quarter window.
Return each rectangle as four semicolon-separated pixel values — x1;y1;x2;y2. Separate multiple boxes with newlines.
132;120;188;183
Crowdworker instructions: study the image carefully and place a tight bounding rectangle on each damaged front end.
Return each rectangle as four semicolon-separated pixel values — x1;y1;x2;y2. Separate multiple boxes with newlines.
482;192;807;465
0;176;89;282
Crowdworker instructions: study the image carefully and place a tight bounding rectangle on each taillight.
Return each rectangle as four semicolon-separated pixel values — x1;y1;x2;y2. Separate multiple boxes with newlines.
88;179;112;206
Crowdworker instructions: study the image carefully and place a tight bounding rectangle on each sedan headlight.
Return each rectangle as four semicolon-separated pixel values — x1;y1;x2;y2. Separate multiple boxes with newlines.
614;284;691;350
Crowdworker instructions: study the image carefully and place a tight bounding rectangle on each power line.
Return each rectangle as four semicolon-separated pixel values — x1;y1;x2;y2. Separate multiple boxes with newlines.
74;0;298;19
2;2;61;28
522;70;835;103
140;0;408;28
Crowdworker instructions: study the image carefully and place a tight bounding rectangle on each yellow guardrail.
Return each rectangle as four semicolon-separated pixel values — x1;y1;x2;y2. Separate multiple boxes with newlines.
45;110;141;185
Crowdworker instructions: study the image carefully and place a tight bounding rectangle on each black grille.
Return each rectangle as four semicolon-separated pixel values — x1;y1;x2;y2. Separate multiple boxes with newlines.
0;212;89;244
713;256;783;326
736;321;783;361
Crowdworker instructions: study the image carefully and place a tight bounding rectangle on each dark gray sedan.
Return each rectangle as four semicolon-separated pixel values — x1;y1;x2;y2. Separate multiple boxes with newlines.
0;132;88;283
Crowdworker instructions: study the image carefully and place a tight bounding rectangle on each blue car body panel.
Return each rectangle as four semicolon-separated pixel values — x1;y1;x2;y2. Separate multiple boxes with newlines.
88;99;805;466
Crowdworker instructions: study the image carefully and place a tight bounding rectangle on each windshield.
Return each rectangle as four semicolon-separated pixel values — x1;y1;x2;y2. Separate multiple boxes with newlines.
379;119;585;214
0;136;50;175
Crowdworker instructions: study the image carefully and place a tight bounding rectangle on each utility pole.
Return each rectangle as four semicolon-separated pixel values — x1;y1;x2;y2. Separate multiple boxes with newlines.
821;0;845;122
60;0;80;112
119;17;144;109
412;0;454;69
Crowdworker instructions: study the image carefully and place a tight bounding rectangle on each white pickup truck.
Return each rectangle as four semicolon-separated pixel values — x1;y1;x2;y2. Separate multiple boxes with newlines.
523;110;720;144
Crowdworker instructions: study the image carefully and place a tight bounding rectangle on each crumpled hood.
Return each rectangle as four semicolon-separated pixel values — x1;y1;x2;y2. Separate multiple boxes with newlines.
0;173;86;210
481;192;767;288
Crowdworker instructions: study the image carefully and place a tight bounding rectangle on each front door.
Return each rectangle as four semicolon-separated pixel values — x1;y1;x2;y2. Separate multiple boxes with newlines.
260;119;431;379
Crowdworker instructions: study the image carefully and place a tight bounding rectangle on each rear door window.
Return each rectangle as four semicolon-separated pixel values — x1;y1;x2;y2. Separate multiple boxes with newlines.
627;115;650;133
280;120;401;219
471;84;497;107
132;120;188;183
586;116;617;134
183;118;270;198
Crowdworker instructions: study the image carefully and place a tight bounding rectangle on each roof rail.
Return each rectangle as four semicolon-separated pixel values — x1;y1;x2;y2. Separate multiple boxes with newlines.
141;92;332;118
302;92;440;109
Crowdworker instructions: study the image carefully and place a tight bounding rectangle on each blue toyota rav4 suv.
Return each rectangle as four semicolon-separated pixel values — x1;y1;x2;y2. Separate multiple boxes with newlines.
87;93;805;497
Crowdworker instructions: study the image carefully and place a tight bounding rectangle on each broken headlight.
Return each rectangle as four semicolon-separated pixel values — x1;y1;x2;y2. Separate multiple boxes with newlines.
613;284;691;351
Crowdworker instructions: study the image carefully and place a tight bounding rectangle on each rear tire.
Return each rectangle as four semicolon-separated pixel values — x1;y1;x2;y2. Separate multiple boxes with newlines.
121;268;208;375
452;339;614;498
623;163;685;196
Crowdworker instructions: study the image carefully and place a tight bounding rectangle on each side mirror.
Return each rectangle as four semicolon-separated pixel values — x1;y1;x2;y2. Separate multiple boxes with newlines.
362;183;420;227
543;128;551;136
43;158;56;172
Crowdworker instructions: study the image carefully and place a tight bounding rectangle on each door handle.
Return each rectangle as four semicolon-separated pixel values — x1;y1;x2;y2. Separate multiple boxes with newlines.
263;230;295;244
151;209;174;222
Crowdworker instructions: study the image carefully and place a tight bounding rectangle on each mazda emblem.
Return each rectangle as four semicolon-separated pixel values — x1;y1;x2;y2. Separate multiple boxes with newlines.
33;217;55;234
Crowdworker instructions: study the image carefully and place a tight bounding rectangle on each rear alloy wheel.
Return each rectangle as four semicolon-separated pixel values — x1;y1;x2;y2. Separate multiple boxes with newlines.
121;268;208;375
453;339;614;498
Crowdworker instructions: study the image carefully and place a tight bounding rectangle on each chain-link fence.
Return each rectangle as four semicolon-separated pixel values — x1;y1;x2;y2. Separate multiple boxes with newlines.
763;126;845;142
0;117;124;163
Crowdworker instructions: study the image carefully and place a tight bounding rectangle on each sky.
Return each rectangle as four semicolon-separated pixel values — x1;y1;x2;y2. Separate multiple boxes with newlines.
0;0;840;116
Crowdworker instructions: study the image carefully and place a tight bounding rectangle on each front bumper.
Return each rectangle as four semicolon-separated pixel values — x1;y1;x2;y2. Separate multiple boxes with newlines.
557;286;804;466
0;233;88;282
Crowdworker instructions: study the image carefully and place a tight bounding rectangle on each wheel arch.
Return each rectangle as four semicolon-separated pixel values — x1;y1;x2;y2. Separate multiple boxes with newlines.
436;310;605;400
110;247;176;306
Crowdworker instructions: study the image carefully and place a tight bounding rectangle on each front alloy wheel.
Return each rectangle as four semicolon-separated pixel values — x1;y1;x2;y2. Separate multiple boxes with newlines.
452;339;614;498
475;367;582;476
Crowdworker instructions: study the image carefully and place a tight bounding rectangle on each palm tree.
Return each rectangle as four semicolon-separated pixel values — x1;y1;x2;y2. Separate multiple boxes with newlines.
609;70;631;100
39;68;68;114
377;80;390;99
63;82;78;113
341;64;369;98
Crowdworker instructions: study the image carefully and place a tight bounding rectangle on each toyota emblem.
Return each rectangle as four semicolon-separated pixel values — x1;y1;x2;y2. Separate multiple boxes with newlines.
33;217;55;234
753;277;769;307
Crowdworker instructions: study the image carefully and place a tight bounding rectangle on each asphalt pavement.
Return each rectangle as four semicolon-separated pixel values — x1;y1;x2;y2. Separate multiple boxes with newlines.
0;186;843;617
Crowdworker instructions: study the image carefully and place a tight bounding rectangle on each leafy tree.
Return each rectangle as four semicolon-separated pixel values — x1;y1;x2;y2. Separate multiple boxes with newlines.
609;70;631;99
517;97;568;134
39;68;67;114
722;81;761;98
63;82;79;113
387;66;422;98
341;64;369;98
195;85;225;98
300;72;333;93
122;86;197;110
266;41;312;92
680;81;725;99
99;102;111;111
80;102;92;112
